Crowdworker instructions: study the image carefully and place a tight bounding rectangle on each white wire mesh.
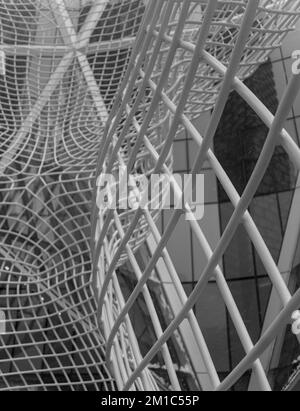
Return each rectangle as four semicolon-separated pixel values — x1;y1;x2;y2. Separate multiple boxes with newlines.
92;0;300;391
138;0;300;118
94;0;300;269
0;0;147;392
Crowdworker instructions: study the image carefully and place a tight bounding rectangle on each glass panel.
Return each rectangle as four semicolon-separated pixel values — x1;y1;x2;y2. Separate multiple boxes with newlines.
278;190;294;233
257;276;273;324
251;194;283;276
220;202;255;279
228;280;261;367
196;283;230;372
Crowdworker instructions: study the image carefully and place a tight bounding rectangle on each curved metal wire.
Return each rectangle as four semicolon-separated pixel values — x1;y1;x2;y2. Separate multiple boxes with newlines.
92;0;300;391
0;0;147;392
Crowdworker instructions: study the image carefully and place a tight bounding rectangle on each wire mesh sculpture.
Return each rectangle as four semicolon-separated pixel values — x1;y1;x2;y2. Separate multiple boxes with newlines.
135;0;300;118
0;0;300;392
0;0;148;391
94;0;300;268
92;0;300;391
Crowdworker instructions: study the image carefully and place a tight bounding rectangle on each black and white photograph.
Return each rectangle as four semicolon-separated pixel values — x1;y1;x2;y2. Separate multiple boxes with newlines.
0;0;300;395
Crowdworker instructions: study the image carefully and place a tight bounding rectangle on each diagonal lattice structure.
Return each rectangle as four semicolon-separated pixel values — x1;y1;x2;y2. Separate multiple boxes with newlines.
92;0;300;391
0;0;148;391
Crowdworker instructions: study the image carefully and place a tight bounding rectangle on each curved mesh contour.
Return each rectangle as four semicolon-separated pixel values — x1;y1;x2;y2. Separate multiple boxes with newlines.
92;0;300;391
94;0;300;268
0;0;146;391
137;0;300;118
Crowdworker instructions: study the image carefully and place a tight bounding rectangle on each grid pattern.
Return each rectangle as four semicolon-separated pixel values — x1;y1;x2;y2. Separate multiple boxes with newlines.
0;0;147;391
92;0;300;391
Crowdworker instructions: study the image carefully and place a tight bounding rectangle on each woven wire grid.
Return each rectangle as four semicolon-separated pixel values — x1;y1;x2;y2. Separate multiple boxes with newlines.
0;0;148;392
91;0;300;391
144;0;300;117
